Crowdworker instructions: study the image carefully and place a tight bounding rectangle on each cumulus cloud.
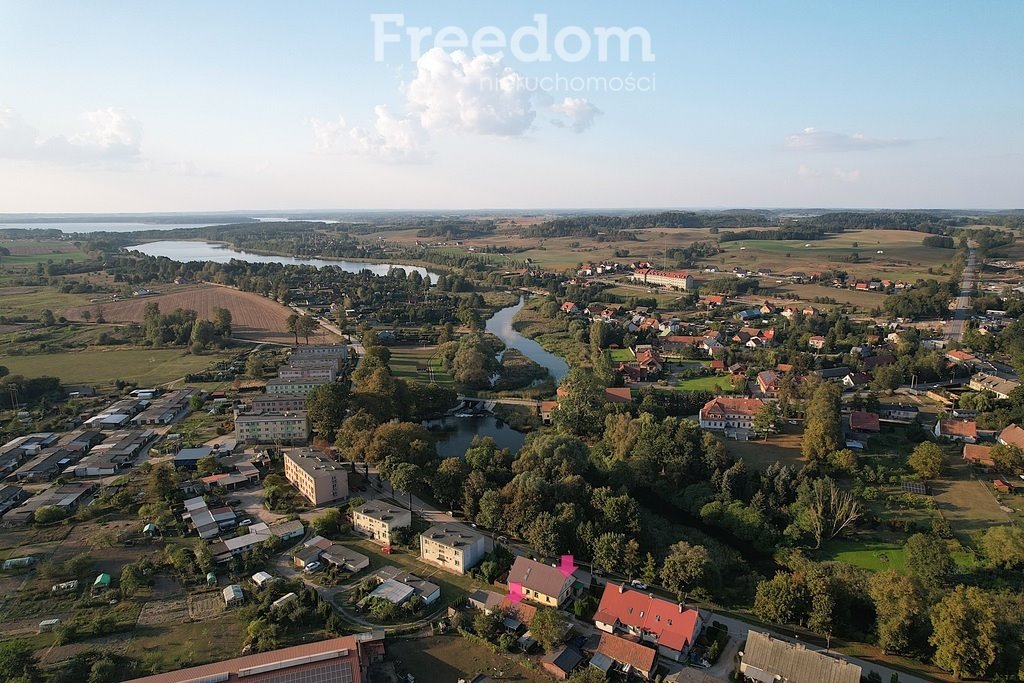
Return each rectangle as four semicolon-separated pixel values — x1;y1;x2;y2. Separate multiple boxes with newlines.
786;127;909;152
550;97;602;133
309;106;429;163
405;48;536;137
0;107;142;163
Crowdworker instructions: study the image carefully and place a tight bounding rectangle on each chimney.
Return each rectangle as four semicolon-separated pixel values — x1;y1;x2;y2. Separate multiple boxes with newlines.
618;584;624;594
679;603;685;613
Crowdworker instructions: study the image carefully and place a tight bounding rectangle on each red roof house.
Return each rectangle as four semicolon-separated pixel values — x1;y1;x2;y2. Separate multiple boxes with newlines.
593;583;703;662
963;444;995;468
849;411;880;433
999;424;1024;450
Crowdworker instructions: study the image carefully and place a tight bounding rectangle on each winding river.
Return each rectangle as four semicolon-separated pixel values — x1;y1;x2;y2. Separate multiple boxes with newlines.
485;296;569;383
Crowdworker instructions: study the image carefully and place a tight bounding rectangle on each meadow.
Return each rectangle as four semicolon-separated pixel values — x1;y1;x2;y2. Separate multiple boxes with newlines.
0;347;236;386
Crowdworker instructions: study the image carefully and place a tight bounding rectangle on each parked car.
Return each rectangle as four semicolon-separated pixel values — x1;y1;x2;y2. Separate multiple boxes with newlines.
630;579;647;590
304;561;322;573
239;518;252;526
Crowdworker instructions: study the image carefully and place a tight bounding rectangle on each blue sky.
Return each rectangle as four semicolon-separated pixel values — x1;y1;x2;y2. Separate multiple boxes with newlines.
0;1;1021;211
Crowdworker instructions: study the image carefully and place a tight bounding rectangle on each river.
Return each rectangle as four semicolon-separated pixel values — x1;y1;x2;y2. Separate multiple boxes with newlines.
127;240;441;283
485;296;569;382
424;415;527;459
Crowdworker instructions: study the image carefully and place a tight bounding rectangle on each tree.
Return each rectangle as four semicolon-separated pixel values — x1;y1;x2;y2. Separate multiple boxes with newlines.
980;524;1024;569
296;315;318;344
40;309;56;326
593;532;625;575
195;455;219;478
793;477;861;548
528;512;562;557
641;552;658;586
622;538;641;580
0;640;40;683
531;607;569;651
802;383;842;461
660;541;709;600
389;463;423;512
306;383;349;441
552;369;604;437
905;533;954;590
312;508;345;538
33;505;67;525
752;402;780;440
929;585;997;680
908;442;944;480
753;572;808;626
245;352;265;379
473;609;503;641
432;457;471;510
990;443;1024;472
245;618;281;653
868;570;922;654
286;313;300;344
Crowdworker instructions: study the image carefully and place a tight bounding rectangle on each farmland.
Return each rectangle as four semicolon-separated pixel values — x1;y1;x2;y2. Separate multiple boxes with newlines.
0;346;236;386
62;284;297;344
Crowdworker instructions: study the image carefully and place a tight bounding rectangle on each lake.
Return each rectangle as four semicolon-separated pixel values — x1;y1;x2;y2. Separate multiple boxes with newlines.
0;222;218;234
486;296;569;382
127;240;441;282
424;415;527;458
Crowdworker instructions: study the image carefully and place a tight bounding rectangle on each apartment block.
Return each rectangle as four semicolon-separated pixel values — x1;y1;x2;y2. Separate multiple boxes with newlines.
234;410;310;445
352;501;412;545
419;525;486;574
283;448;349;506
265;377;330;395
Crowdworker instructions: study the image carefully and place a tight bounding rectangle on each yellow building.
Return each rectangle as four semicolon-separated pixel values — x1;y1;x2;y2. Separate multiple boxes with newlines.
419;525;486;574
283;448;348;506
352;501;412;545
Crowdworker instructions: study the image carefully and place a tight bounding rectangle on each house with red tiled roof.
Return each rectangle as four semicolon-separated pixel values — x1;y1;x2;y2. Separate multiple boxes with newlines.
589;632;658;680
560;302;580;315
945;349;976;364
808;335;827;350
594;583;704;662
935;419;978;443
699;397;765;437
711;360;726;372
849;411;880;433
963;444;995;468
998;424;1024;450
604;387;633;404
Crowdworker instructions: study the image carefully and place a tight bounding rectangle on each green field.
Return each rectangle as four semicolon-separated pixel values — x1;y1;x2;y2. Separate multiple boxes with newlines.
0;286;93;319
0;347;235;386
608;349;634;362
672;375;735;392
820;538;977;572
387;345;455;385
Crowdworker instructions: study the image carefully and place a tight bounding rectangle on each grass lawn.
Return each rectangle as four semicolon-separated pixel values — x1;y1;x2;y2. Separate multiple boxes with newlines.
387;345;454;385
821;537;978;572
126;612;248;673
671;375;735;392
387;634;550;683
608;349;634;362
726;428;805;470
0;347;235;386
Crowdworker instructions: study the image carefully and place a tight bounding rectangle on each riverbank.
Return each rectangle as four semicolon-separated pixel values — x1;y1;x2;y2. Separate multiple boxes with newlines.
510;297;589;368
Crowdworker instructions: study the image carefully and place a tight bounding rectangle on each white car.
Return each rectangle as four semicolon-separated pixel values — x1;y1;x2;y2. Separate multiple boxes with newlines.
304;561;322;573
630;579;647;590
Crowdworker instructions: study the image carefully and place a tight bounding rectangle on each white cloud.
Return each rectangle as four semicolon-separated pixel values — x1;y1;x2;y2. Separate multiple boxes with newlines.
405;48;536;137
550;97;602;133
785;127;909;152
309;106;429;163
0;107;142;163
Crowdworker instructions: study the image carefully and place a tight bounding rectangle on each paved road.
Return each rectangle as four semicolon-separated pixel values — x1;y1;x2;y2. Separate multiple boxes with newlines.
945;244;977;342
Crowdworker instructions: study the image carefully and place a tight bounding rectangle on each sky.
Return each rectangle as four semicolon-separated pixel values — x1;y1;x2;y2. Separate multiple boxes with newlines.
0;1;1022;212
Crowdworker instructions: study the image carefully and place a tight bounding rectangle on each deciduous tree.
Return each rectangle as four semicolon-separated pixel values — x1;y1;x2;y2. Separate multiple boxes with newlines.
929;585;997;680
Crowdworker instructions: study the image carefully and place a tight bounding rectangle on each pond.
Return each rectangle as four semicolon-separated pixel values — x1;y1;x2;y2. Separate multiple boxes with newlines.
423;415;527;458
485;296;569;382
127;240;441;282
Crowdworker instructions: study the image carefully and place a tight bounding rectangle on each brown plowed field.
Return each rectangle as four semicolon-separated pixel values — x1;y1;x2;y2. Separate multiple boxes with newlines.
63;284;294;343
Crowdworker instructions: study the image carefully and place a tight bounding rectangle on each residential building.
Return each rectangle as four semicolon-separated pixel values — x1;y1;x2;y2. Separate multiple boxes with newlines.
589;632;658;680
698;397;766;437
278;361;338;382
879;403;919;422
290;343;349;366
945;349;976;365
123;633;384;683
808;335;827;350
848;412;880;434
265;377;330;395
542;646;585;680
352;501;412;545
508;556;585;608
594;583;704;662
630;269;694;290
999;424;1024;449
250;394;307;413
234;410;310;445
283;448;349;506
419;524;486;574
756;370;781;397
0;485;29;516
969;372;1021;400
963;444;995;467
935;419;978;443
739;630;861;683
